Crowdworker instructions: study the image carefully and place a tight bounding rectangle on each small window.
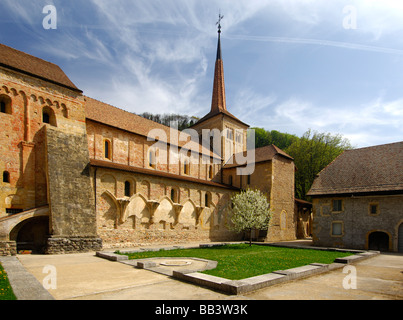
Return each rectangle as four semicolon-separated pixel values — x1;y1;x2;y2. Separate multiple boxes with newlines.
43;111;50;124
332;222;343;236
0;101;6;113
149;149;156;168
205;193;211;207
369;203;379;215
171;188;178;203
229;175;233;186
3;171;10;183
0;95;11;114
332;199;343;212
104;140;112;160
208;165;213;179
184;159;190;175
124;181;131;197
235;130;243;144
226;128;233;140
42;107;56;126
247;174;251;185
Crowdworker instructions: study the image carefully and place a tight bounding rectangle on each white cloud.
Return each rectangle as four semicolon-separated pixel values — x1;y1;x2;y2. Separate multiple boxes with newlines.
247;95;403;147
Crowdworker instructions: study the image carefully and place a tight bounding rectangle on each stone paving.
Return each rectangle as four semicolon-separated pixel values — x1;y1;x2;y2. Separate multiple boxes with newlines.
2;240;403;300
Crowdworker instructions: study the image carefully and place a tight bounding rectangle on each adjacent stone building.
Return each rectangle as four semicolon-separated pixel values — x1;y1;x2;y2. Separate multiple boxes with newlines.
307;142;403;252
0;29;297;255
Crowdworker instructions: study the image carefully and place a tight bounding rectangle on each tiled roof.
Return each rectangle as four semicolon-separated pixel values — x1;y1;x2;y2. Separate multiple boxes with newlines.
223;144;294;169
307;141;403;196
84;96;220;159
90;159;238;190
0;43;81;92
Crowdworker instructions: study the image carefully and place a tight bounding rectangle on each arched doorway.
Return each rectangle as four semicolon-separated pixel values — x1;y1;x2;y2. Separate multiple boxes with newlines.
368;231;389;252
10;217;50;254
398;224;403;253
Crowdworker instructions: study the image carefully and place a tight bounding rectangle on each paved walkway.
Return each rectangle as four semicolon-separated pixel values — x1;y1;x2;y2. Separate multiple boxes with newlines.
5;241;403;300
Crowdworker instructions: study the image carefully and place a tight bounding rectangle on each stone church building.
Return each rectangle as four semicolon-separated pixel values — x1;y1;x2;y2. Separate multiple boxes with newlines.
0;29;296;255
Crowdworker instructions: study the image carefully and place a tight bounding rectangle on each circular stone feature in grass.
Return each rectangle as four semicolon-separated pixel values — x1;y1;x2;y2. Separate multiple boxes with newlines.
160;260;192;267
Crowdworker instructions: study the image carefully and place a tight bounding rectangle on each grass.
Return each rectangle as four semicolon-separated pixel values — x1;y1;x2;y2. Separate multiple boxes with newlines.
0;263;17;300
118;244;354;280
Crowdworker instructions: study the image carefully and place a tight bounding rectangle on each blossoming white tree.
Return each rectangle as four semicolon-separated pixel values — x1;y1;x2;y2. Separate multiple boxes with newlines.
229;189;272;246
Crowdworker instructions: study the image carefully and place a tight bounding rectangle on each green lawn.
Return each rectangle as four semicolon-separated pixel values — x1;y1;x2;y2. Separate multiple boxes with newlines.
119;244;354;280
0;263;17;300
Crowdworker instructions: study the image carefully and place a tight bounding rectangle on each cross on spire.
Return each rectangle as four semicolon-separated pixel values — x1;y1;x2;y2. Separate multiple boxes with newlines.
216;13;224;34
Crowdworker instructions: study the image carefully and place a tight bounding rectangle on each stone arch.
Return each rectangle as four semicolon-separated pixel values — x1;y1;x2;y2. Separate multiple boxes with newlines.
123;193;150;229
367;230;391;252
10;216;50;253
211;202;222;230
61;103;68;118
1;85;10;94
178;199;197;228
98;191;118;229
200;203;215;230
154;196;175;230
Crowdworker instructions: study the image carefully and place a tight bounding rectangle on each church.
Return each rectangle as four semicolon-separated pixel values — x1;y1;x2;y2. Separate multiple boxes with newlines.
0;26;296;255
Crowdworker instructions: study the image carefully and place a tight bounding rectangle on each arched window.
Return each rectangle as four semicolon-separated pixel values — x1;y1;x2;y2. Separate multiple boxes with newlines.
124;181;131;197
0;95;12;114
149;149;156;168
3;171;10;183
208;165;213;179
205;192;211;207
184;158;190;175
104;139;112;160
171;188;178;203
42;106;56;126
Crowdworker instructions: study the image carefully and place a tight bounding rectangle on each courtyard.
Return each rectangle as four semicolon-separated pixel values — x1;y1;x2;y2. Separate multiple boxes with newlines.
1;241;402;301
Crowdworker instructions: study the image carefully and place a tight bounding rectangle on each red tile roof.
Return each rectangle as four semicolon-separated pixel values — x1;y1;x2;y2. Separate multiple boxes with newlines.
84;96;220;159
307;141;403;196
0;43;81;92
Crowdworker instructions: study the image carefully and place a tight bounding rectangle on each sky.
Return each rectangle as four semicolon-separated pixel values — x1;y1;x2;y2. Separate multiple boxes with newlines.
1;0;403;148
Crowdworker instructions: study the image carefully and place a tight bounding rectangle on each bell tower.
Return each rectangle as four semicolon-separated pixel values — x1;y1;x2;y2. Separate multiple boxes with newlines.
191;14;249;164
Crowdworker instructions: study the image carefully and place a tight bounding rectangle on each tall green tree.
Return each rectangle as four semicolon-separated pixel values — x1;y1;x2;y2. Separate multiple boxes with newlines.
285;129;353;200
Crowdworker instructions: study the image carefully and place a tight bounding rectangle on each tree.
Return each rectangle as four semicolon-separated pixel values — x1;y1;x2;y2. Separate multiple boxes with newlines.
285;129;353;200
229;189;272;246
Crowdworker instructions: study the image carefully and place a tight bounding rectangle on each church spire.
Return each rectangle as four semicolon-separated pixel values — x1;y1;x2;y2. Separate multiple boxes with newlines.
211;13;226;114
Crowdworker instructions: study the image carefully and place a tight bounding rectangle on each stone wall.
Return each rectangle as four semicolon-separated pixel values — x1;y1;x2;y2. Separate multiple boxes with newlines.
46;237;102;254
312;194;403;252
267;156;296;242
0;67;84;218
86;119;222;184
92;166;241;248
0;241;16;256
45;126;102;252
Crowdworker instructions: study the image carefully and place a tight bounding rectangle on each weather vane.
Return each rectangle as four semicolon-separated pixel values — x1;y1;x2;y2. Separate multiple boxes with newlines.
216;12;224;33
